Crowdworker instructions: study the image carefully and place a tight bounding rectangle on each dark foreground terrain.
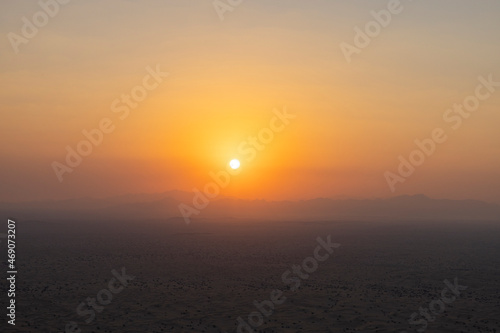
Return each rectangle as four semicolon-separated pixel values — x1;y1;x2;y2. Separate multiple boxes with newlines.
2;218;500;332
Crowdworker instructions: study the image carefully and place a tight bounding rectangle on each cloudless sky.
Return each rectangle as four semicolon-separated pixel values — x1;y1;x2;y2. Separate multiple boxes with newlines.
1;0;499;202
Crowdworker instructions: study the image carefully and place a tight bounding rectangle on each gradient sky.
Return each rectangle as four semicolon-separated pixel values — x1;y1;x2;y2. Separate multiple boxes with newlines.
1;0;500;203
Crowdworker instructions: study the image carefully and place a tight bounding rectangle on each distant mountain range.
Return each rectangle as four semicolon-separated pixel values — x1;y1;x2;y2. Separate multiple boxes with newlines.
1;192;499;222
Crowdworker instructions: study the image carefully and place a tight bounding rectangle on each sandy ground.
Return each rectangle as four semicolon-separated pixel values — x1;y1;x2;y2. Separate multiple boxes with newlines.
3;219;500;332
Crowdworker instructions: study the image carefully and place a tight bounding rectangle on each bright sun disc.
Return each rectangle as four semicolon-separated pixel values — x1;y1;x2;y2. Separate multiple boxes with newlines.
229;159;240;170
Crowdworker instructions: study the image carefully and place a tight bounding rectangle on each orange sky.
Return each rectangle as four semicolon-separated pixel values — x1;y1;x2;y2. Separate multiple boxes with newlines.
1;1;500;203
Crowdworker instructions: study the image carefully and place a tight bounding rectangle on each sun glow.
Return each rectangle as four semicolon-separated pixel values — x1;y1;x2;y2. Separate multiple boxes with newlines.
229;159;241;170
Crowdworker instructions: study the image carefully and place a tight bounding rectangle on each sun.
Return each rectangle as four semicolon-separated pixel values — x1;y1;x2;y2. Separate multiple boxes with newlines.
229;159;240;170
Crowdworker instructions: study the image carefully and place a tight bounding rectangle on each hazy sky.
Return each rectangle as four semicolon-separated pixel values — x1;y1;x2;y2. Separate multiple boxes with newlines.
1;0;500;203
